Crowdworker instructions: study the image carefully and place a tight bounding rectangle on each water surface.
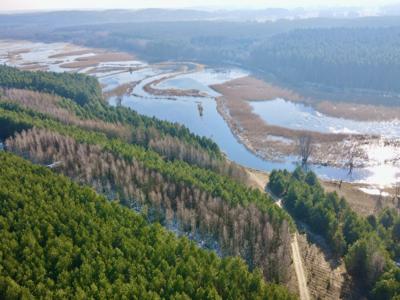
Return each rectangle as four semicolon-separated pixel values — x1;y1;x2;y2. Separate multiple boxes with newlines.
251;98;400;138
0;40;398;186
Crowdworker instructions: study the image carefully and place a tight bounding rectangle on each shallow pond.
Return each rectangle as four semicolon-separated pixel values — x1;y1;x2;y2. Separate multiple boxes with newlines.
251;98;400;138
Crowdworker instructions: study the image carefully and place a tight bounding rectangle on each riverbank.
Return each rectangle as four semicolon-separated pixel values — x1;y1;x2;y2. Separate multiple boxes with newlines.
143;63;208;98
2;39;398;187
211;76;400;177
233;76;400;122
246;167;397;217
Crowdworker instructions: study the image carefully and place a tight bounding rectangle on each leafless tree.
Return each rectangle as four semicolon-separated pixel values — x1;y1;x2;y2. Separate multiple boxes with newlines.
6;128;292;284
395;180;400;213
116;96;123;107
298;135;314;166
347;150;355;176
375;191;383;213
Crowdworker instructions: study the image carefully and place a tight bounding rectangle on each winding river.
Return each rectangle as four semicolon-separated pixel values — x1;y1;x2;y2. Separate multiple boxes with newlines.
1;40;399;186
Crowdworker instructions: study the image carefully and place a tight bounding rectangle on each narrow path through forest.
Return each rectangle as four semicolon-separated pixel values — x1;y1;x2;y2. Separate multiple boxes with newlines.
291;233;311;300
271;190;311;300
247;169;311;300
269;189;311;300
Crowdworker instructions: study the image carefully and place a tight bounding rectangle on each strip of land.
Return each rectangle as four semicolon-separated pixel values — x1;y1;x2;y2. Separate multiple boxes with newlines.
60;52;135;68
211;76;396;168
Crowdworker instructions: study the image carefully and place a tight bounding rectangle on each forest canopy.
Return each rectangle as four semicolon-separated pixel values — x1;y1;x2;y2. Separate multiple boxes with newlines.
0;152;294;299
0;65;293;285
268;168;400;299
250;27;400;98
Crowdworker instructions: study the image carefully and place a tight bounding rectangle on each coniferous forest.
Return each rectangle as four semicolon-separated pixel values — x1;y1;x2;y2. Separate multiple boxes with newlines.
0;152;294;299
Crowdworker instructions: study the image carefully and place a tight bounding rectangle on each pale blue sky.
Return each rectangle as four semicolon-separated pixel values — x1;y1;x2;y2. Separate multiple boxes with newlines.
1;0;399;11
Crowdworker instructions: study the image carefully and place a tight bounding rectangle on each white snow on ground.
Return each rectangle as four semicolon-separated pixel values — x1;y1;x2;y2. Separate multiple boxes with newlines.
358;187;389;197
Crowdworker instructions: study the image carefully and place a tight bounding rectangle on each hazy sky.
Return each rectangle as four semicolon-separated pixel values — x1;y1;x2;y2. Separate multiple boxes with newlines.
1;0;399;11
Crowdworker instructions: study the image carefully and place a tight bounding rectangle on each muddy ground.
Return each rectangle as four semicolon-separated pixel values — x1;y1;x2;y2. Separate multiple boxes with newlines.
211;76;398;169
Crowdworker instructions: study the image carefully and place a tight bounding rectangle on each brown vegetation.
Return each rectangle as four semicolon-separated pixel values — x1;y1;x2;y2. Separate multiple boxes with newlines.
86;66;128;74
298;135;314;166
103;81;139;98
213;77;350;162
315;101;400;122
5;48;30;62
141;62;207;98
60;52;135;69
59;60;98;68
1;87;245;179
143;74;206;98
143;70;206;97
49;49;94;58
297;234;352;300
19;63;47;71
6;128;293;284
212;76;380;167
213;76;302;102
321;180;398;217
1;88;132;140
212;76;348;142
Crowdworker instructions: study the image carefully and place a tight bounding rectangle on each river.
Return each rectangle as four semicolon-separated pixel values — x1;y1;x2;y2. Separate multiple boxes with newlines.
0;40;398;186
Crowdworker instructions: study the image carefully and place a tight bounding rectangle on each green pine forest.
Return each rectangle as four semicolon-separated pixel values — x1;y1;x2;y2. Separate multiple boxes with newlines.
0;152;293;299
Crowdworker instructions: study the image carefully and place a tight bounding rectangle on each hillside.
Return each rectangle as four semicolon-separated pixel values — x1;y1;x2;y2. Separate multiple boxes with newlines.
0;66;294;286
268;169;400;299
0;152;294;299
251;27;400;101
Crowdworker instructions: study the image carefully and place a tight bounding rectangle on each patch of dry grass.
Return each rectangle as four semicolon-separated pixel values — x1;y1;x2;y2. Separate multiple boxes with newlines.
321;180;398;217
212;76;350;143
316;101;400;122
60;52;135;69
212;76;302;102
103;82;139;99
49;49;94;58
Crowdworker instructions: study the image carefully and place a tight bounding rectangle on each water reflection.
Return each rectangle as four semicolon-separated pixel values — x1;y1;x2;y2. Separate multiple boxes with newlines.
0;40;398;186
251;98;400;137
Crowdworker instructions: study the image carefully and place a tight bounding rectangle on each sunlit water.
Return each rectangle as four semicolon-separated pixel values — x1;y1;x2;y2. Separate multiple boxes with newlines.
251;98;400;137
0;40;399;186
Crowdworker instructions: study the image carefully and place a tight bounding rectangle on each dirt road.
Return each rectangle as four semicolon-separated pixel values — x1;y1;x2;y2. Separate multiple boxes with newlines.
247;169;311;300
291;233;311;300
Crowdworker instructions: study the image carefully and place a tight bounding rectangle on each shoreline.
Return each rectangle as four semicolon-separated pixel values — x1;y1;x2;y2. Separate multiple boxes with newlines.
211;76;399;172
2;38;398;188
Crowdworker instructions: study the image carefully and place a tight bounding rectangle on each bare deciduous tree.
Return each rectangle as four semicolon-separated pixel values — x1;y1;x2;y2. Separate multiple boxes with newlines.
395;180;400;213
298;135;314;166
347;150;355;176
6;128;292;284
